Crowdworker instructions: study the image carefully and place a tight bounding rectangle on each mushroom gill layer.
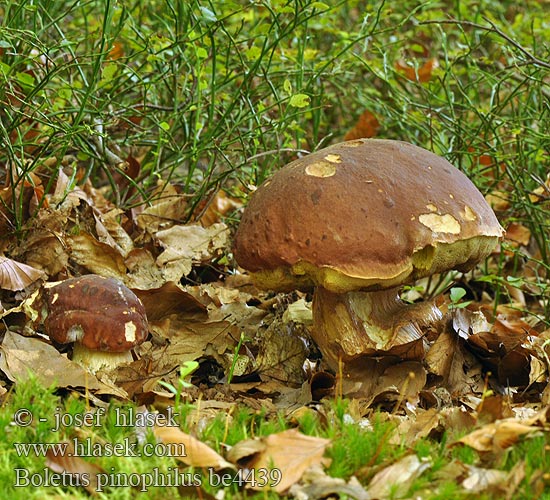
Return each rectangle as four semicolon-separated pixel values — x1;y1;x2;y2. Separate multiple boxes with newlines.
246;234;499;294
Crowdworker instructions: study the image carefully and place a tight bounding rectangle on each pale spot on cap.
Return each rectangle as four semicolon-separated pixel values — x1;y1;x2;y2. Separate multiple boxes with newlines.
419;213;461;234
461;205;477;221
124;321;137;343
426;203;437;212
324;154;342;163
342;140;364;147
305;161;336;178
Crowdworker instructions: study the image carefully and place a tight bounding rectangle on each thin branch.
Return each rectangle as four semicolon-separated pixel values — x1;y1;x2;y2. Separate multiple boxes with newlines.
420;18;550;70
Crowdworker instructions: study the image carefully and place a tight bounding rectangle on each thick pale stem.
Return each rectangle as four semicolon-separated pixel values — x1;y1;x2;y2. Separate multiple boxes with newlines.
312;287;442;370
71;343;133;373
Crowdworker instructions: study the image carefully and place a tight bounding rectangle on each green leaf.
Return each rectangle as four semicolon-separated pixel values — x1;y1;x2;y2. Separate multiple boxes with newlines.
199;6;218;22
196;46;208;59
283;79;292;95
101;62;118;82
289;93;310;108
449;287;467;303
15;71;35;91
311;2;329;10
245;46;262;61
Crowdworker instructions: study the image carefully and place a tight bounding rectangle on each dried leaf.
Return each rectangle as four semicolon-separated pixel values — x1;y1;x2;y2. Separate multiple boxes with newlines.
144;318;236;380
19;229;69;277
69;232;127;279
455;419;541;453
93;208;134;257
197;190;242;227
529;173;550;203
134;281;207;321
254;319;308;386
344;110;380;141
289;464;370;500
391;408;441;446
367;454;431;499
461;464;509;493
425;327;481;395
282;297;313;326
0;331;105;391
341;359;426;404
153;426;234;469
504;222;531;247
0;256;45;291
228;429;331;493
45;441;105;495
155;223;229;281
395;58;438;82
485;190;511;211
135;185;189;235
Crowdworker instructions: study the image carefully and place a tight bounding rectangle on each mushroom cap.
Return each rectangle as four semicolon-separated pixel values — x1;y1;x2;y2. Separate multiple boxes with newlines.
233;139;503;293
42;275;148;352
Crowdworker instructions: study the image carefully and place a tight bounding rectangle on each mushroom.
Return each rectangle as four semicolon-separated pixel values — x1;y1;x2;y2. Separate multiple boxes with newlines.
39;275;148;373
233;139;503;370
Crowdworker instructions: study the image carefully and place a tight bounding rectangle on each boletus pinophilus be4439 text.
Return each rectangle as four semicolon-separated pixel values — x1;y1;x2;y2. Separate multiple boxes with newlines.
233;139;503;371
35;274;148;373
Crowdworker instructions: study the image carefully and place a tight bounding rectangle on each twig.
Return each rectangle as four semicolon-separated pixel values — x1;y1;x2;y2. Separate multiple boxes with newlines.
91;118;128;168
420;18;550;70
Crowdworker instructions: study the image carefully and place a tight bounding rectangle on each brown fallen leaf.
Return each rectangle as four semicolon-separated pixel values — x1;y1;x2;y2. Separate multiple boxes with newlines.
134;281;207;321
461;464;514;495
254;318;308;387
0;330;126;397
395;57;439;82
0;256;45;291
432;459;525;498
344;110;380;141
196;190;242;227
289;464;370;500
45;441;105;495
504;222;531;247
153;425;234;469
391;408;441;447
18;226;70;277
147;318;235;375
341;359;427;406
528;172;550;203
425;326;482;395
367;454;431;499
134;183;189;236
455;418;541;454
227;428;331;493
155;223;229;282
69;232;127;279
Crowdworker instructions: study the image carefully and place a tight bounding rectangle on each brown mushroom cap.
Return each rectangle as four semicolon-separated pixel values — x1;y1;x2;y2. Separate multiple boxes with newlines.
42;275;148;352
233;139;503;293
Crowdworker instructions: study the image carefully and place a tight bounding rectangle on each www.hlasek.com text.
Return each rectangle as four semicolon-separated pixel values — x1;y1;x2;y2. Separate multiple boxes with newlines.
13;437;185;458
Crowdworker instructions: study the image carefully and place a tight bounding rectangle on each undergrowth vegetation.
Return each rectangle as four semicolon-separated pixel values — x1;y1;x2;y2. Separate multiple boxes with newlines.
1;0;550;498
3;377;548;500
2;0;549;315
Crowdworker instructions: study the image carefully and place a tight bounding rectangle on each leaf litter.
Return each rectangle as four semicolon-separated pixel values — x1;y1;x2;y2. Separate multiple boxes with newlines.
1;170;549;497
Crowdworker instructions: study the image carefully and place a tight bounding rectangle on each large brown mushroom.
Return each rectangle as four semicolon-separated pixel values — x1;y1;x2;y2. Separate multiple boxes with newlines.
38;275;148;373
233;139;503;370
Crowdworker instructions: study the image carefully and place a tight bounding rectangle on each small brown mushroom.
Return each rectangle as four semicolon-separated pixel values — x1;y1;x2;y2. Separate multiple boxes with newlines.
233;139;503;370
39;275;148;373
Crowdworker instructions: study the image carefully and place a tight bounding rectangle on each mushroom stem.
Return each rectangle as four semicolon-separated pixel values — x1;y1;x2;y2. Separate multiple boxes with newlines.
312;287;442;370
71;343;134;374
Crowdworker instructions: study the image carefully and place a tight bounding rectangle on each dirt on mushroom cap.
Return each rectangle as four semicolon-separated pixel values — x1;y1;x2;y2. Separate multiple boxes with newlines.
233;139;503;293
